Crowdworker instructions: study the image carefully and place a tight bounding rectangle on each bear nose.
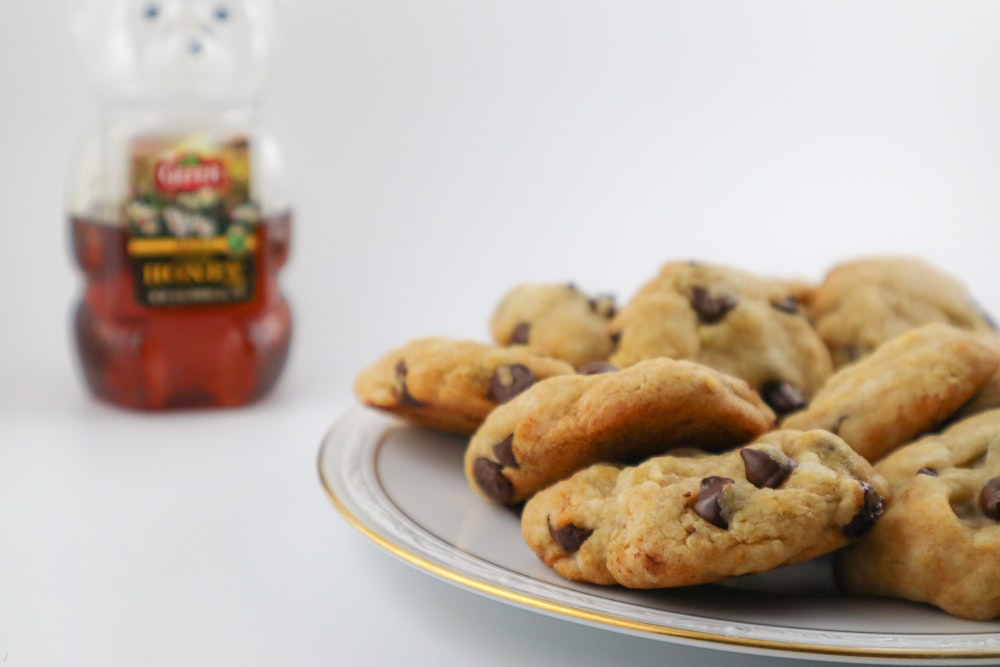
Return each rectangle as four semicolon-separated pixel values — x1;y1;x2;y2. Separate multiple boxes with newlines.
187;37;204;55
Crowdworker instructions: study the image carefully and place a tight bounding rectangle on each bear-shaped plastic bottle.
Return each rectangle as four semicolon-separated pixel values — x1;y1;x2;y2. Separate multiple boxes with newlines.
67;0;292;409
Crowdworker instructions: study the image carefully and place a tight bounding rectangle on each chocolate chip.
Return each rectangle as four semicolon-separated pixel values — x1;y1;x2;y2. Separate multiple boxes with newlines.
488;364;536;404
588;294;617;319
759;381;807;417
772;296;800;314
548;518;593;553
491;434;518;469
393;361;425;408
473;458;515;502
830;415;848;436
577;361;618;375
690;286;739;324
917;467;938;476
843;482;884;538
843;345;864;363
693;476;734;528
980;478;1000;521
510;322;531;345
740;448;797;489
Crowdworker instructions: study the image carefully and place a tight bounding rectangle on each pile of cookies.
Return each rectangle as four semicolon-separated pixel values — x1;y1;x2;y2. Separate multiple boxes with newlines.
353;256;1000;621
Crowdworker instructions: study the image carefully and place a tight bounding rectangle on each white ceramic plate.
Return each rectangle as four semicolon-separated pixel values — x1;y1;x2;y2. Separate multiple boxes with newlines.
318;406;1000;664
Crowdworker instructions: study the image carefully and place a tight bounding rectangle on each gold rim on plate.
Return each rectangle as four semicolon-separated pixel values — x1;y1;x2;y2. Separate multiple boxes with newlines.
317;407;1000;663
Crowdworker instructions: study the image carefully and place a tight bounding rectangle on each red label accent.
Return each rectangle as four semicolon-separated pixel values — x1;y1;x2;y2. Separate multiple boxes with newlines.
153;155;229;193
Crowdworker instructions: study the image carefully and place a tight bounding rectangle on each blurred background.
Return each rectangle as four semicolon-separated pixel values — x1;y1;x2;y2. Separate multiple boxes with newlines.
3;1;1000;406
3;2;1000;664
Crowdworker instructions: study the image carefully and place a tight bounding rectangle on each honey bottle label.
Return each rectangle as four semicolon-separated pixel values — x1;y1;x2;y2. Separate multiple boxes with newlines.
125;134;258;306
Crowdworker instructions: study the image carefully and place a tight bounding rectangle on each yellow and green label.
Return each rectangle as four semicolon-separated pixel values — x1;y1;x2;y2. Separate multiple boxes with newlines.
126;134;258;306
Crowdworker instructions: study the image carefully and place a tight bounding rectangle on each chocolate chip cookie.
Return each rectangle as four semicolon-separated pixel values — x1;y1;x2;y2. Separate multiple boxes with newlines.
490;283;617;368
946;335;1000;423
522;429;888;588
464;357;777;504
952;370;1000;423
608;261;832;417
836;409;1000;620
808;256;996;368
782;323;1000;462
353;337;575;435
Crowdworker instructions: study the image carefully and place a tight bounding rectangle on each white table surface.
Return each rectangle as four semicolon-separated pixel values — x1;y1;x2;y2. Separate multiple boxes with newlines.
4;2;1000;665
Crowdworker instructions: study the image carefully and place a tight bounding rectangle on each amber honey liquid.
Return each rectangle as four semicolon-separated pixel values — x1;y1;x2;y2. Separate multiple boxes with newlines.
71;213;292;409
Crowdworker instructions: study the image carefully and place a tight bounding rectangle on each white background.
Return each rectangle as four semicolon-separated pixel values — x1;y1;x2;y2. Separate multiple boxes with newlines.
2;1;1000;665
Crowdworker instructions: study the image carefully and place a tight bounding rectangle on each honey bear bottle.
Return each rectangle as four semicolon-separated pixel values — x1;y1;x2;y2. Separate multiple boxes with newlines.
66;0;292;409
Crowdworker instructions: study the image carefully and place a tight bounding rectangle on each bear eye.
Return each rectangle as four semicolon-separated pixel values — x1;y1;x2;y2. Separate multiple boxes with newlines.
213;5;230;21
143;3;161;20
